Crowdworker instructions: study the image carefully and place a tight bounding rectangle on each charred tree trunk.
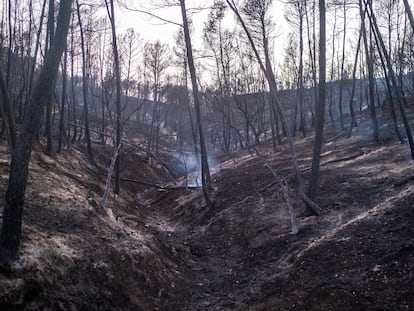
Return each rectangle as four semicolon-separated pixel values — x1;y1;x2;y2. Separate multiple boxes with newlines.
403;0;414;33
76;0;95;165
58;47;68;154
347;26;362;138
366;0;414;159
105;0;122;195
304;0;318;121
298;7;306;137
0;62;16;148
360;0;379;142
338;1;346;130
308;0;326;204
25;0;47;124
70;16;78;145
180;0;212;206
328;5;337;131
226;0;321;215
44;0;55;157
0;0;72;262
374;34;404;143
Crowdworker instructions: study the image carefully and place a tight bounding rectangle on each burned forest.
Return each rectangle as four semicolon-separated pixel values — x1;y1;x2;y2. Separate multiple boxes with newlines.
0;0;413;310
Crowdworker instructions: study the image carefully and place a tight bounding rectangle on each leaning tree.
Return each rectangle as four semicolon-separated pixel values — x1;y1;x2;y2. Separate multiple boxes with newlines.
0;0;73;262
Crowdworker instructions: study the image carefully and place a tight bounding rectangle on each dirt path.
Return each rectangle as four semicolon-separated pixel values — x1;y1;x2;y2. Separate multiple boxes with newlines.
145;205;247;310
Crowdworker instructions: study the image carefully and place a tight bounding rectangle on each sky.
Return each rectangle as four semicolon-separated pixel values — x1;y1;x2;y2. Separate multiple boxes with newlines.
113;0;414;84
116;1;184;43
116;1;201;44
115;0;289;66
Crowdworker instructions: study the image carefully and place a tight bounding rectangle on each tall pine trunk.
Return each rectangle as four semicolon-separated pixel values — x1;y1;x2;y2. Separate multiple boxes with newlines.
366;0;414;159
0;0;73;262
76;0;95;165
58;46;68;154
105;0;122;195
360;0;379;142
180;0;212;206
44;0;55;157
308;0;326;203
226;0;322;215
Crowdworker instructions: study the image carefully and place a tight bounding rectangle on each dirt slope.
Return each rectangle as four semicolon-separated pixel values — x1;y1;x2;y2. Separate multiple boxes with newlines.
141;135;414;310
0;122;413;310
0;143;189;310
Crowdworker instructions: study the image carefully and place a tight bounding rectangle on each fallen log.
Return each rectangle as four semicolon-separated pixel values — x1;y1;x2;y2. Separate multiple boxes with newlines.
96;172;199;190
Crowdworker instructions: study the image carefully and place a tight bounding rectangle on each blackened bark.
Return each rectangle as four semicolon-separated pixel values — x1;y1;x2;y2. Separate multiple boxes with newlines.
347;27;362;138
105;0;122;195
377;45;404;144
58;47;68;154
338;1;346;130
0;62;16;148
403;0;414;33
70;19;78;145
76;0;95;165
0;0;73;262
360;0;379;142
180;0;212;206
308;0;326;203
45;0;55;157
298;7;306;137
366;0;414;159
226;0;321;215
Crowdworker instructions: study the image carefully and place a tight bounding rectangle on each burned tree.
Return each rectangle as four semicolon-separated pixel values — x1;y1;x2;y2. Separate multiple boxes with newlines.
0;0;73;262
179;0;212;205
226;0;322;216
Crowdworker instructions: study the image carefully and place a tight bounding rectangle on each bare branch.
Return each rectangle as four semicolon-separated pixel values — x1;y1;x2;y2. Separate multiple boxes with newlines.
118;1;183;27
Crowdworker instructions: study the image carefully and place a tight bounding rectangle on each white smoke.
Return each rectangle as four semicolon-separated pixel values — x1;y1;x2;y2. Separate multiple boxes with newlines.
178;152;217;187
